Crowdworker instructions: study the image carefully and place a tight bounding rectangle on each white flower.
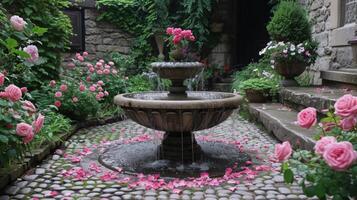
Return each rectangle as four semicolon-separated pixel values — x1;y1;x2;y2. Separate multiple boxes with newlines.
262;71;272;78
278;42;285;46
270;60;275;64
267;41;273;46
283;49;288;54
290;45;296;51
291;52;296;56
297;43;303;47
253;68;258;72
298;47;305;53
271;65;275;69
259;48;266;55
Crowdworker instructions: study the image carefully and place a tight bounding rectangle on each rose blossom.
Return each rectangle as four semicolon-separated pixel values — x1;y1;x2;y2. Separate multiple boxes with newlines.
23;131;34;144
334;94;357;117
173;28;182;35
55;91;62;98
99;59;105;63
33;113;45;134
274;141;292;162
54;101;61;108
297;107;317;129
166;27;174;35
97;70;103;75
10;15;26;31
96;62;103;68
23;45;39;63
50;80;56;87
105;64;111;69
16;123;33;137
22;100;37;113
314;136;337;155
98;92;104;98
60;84;68;92
72;97;79;103
340;117;356;131
83;52;88;56
89;67;95;73
86;76;91;82
112;69;118;74
79;84;86;91
5;84;22;102
0;73;5;86
20;87;27;93
103;69;110;75
104;91;109;96
323;141;357;171
189;35;195;41
97;80;104;86
89;86;96;92
77;56;84;62
173;35;182;45
108;61;114;66
67;63;75;69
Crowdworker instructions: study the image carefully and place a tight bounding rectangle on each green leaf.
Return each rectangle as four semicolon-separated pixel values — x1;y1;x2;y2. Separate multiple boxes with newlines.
5;38;18;49
283;168;294;184
0;135;9;143
303;185;316;197
32;26;48;36
12;49;30;58
352;165;357;175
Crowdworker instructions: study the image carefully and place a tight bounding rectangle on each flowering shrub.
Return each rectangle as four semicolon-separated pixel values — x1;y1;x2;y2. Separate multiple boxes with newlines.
0;12;47;89
0;73;45;167
274;94;357;199
259;41;317;66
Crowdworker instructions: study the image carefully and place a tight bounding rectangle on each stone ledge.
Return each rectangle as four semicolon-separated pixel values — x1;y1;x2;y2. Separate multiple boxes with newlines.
248;103;316;150
321;69;357;86
0;115;124;191
279;86;357;112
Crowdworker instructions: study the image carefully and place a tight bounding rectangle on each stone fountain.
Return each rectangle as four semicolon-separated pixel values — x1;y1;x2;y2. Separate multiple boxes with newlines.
100;62;248;177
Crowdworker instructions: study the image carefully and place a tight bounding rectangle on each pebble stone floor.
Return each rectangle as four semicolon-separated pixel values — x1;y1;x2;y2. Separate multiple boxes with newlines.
0;113;315;200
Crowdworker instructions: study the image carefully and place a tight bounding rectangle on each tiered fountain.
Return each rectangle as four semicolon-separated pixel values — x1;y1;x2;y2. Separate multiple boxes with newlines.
99;61;248;177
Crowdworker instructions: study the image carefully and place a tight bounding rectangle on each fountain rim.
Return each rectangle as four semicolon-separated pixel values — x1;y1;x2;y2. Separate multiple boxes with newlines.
150;61;205;68
114;91;243;110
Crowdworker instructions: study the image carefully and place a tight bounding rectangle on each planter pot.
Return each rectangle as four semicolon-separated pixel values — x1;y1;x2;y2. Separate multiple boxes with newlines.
274;60;307;87
244;89;271;103
348;39;357;68
154;32;165;61
169;48;184;61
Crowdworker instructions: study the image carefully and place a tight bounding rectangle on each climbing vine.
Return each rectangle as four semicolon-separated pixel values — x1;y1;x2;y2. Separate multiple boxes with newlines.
96;0;218;75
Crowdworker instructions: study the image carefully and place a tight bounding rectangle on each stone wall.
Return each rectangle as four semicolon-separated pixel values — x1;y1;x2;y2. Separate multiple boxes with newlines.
301;0;356;85
64;4;133;61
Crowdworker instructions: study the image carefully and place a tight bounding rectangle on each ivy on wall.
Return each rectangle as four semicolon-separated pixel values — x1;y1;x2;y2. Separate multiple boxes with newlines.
96;0;219;74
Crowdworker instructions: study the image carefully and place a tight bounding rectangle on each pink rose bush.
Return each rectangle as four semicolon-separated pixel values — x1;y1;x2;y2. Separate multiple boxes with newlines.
0;73;45;166
277;94;357;199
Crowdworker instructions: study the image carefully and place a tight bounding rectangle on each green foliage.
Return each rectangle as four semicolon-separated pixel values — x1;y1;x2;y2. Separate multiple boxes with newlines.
126;75;154;93
267;1;311;43
238;78;279;93
2;0;72;87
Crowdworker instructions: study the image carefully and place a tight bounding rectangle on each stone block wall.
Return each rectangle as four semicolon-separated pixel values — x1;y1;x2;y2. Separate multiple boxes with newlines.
300;0;356;85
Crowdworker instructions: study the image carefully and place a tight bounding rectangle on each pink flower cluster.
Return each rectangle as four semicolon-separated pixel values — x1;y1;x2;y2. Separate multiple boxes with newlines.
315;136;357;171
0;74;44;144
166;27;195;45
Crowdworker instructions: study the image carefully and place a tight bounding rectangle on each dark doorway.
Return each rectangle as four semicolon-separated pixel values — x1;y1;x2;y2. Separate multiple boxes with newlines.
231;1;271;69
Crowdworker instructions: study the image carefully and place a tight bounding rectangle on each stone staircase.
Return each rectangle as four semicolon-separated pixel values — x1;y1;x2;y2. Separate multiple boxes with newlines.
248;86;357;150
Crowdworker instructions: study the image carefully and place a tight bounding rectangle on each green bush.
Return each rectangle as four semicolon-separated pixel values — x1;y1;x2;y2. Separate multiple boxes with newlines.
2;0;72;87
126;75;154;93
267;1;311;43
238;78;279;95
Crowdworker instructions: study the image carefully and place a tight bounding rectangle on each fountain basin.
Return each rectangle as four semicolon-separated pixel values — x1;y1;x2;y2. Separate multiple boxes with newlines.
151;62;204;80
114;91;242;132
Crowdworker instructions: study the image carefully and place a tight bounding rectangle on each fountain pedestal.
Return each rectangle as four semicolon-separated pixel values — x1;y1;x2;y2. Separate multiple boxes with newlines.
159;132;202;162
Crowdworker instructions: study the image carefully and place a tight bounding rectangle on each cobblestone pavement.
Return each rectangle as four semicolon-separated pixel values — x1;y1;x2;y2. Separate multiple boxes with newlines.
0;113;314;200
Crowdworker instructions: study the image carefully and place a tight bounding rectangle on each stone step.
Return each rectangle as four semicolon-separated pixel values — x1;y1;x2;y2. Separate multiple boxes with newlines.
248;103;317;150
321;69;357;89
280;86;357;113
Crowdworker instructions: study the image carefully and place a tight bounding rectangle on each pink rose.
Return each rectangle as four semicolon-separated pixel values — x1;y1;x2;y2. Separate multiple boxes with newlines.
112;69;118;74
97;70;103;75
173;35;182;45
87;63;93;68
334;94;357;118
189;35;196;41
0;73;5;86
89;86;96;92
166;27;174;35
54;101;61;108
321;122;336;132
32;113;45;134
89;67;95;73
79;84;86;91
60;84;68;92
323;141;357;171
5;84;22;102
181;30;193;39
22;100;37;113
23;45;39;63
105;64;111;69
97;87;103;92
23;131;34;144
83;52;88;56
104;91;109;96
55;91;62;98
86;76;91;82
97;80;104;86
98;92;104;98
274;141;292;162
340;117;356;131
173;28;182;35
16;123;33;137
20;87;28;93
103;69;110;75
297;107;317;129
314;136;337;155
72;97;79;103
77;56;84;62
10;15;26;31
96;62;103;68
49;80;56;87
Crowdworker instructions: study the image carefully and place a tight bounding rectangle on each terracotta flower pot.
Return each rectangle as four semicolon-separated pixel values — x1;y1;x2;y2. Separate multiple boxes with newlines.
274;60;306;87
244;89;271;103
